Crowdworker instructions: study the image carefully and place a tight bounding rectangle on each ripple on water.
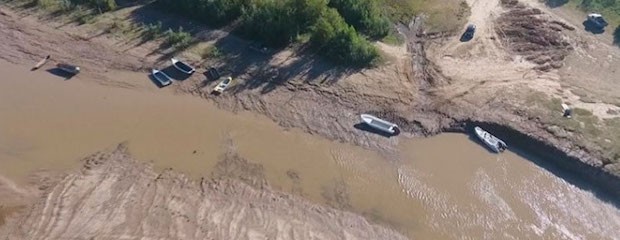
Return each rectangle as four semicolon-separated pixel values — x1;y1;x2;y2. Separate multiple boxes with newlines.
518;170;620;240
397;166;474;236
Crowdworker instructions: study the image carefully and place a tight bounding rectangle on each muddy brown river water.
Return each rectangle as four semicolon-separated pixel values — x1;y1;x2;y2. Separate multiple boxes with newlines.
1;60;619;239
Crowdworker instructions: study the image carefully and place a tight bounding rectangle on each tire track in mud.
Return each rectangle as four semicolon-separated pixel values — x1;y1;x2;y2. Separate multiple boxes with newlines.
0;146;409;239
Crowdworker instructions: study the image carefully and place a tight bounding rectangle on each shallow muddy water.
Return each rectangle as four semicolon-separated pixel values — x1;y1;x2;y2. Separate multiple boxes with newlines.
1;60;619;239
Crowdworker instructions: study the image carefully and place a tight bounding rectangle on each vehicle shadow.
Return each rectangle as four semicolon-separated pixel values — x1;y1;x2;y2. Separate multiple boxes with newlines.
614;25;620;47
161;65;191;81
583;20;605;34
46;68;76;80
353;123;399;138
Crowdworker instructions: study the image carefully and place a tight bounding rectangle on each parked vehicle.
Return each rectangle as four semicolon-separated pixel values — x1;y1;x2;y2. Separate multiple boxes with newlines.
212;77;232;94
460;24;476;41
474;126;507;153
57;63;80;74
360;114;399;135
171;58;195;74
151;69;172;87
587;13;608;28
562;103;573;118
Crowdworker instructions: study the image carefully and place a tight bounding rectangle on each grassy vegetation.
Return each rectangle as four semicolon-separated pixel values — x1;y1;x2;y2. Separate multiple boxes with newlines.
383;0;470;32
26;0;471;65
526;91;620;165
153;0;388;66
382;30;405;45
35;0;115;12
164;27;192;49
141;21;163;40
328;0;391;39
575;0;620;21
559;0;620;35
200;45;223;59
35;0;73;12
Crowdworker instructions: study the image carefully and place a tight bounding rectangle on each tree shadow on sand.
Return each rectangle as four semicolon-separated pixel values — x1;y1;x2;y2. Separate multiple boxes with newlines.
544;0;569;8
211;33;359;95
121;2;363;94
614;25;620;47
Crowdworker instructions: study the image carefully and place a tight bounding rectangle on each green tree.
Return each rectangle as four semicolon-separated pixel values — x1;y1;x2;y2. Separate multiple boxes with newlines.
311;8;379;66
328;0;390;39
291;0;328;34
156;0;246;27
239;0;297;46
69;0;116;11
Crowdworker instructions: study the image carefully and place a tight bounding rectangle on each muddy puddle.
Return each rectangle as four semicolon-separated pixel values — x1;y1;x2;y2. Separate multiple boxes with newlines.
1;60;619;239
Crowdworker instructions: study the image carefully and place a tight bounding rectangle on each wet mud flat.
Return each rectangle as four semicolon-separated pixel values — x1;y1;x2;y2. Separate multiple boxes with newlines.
0;145;408;240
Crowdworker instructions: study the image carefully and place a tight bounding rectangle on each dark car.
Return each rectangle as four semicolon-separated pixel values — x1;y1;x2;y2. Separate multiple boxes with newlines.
460;24;476;42
587;13;608;29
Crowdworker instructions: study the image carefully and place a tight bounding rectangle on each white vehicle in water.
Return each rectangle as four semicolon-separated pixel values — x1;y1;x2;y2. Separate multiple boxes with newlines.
171;58;195;75
474;126;507;153
360;114;399;135
151;69;172;87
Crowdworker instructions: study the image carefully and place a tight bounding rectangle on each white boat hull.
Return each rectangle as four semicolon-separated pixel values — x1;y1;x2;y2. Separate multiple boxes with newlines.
360;114;398;134
474;127;506;153
151;69;172;86
171;58;195;74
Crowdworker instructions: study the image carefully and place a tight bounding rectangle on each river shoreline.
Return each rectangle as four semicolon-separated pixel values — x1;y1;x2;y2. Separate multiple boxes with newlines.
0;0;619;222
448;120;620;205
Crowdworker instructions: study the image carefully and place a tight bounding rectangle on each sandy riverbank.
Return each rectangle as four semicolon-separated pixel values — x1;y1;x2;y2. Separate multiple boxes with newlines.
0;145;408;239
0;0;619;237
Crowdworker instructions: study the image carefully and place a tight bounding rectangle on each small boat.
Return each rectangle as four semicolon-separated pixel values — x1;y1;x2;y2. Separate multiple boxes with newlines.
171;58;195;75
151;69;172;87
561;103;572;118
360;114;399;135
32;55;50;71
212;77;232;94
474;126;507;153
57;63;80;74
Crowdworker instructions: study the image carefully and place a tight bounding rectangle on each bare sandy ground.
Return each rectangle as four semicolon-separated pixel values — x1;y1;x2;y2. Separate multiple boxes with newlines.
426;0;620;170
0;145;407;239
